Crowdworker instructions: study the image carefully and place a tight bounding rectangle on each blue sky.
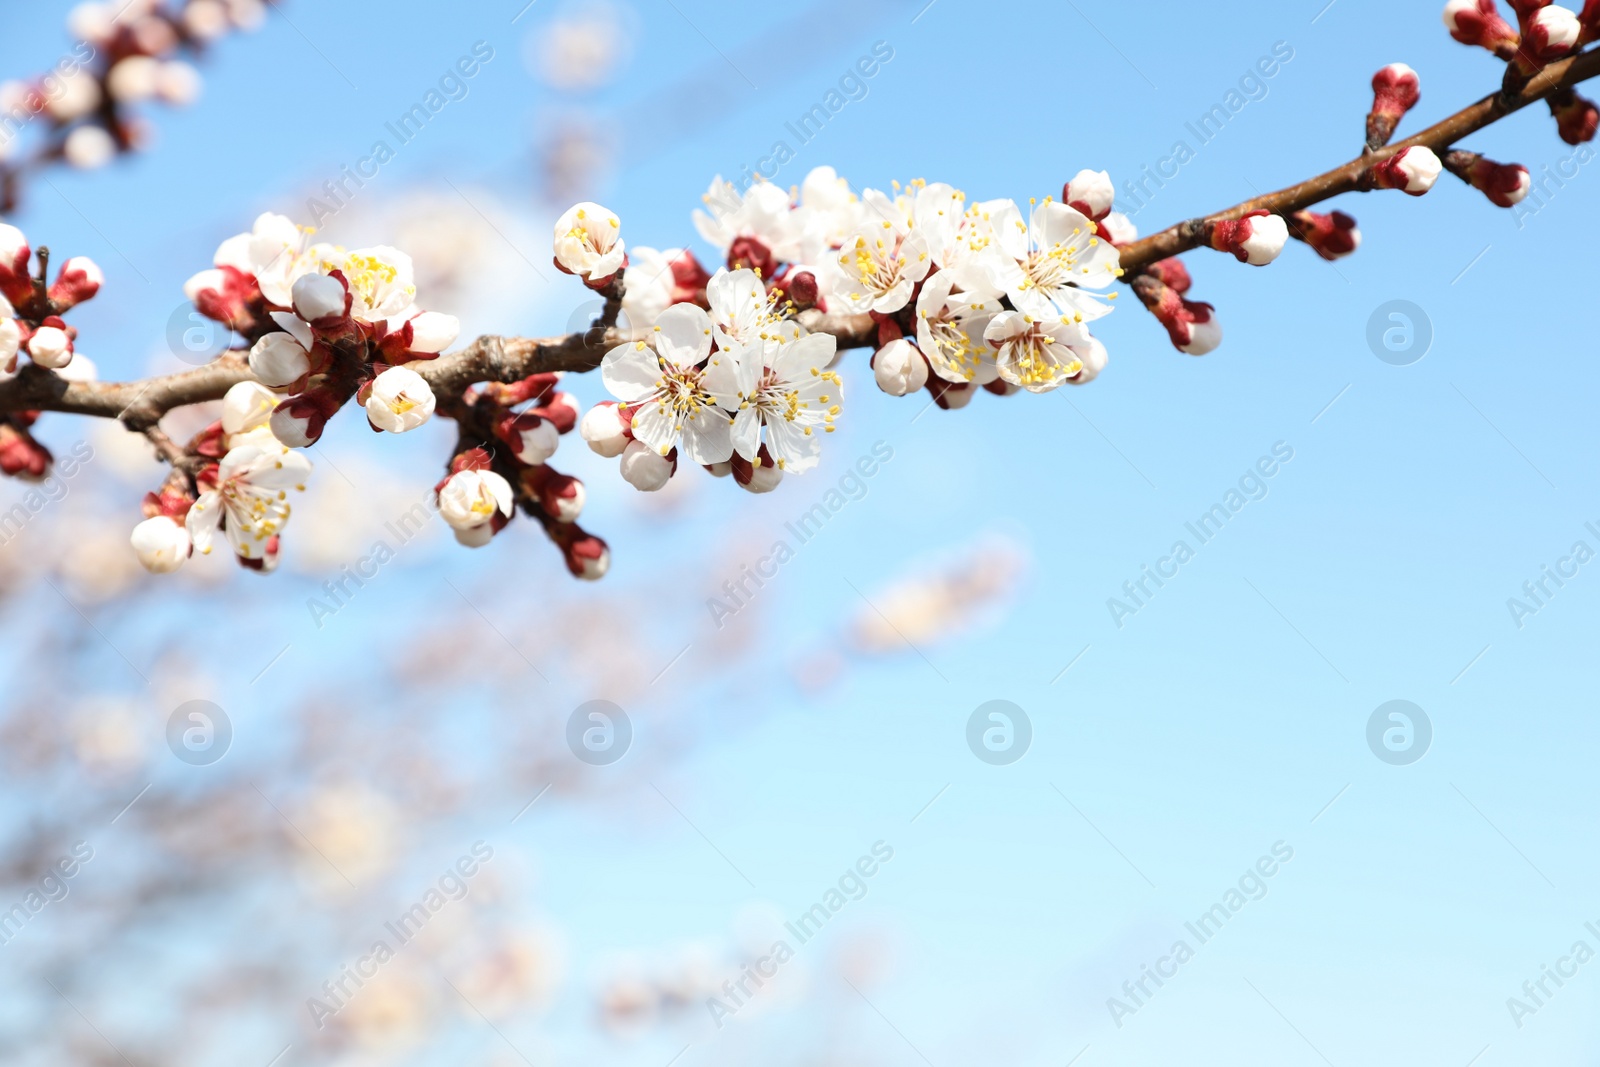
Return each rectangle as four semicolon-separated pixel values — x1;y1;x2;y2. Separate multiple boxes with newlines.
7;0;1600;1064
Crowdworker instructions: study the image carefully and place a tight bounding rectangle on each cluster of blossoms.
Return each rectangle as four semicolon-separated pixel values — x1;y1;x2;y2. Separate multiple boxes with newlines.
433;372;610;579
130;213;465;576
560;165;1139;495
134;212;607;578
0;225;101;478
130;381;312;573
0;0;263;208
184;212;460;447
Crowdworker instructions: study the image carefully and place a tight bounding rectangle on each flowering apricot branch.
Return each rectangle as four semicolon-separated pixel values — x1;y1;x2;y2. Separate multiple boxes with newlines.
0;1;1595;581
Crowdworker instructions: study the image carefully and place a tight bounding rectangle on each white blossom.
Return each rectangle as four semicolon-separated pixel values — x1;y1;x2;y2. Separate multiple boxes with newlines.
599;303;738;464
874;338;929;397
131;516;191;574
580;402;629;457
915;269;1002;384
982;200;1122;323
983;311;1100;393
554;202;625;281
619;439;674;491
438;469;513;531
726;332;841;474
186;444;311;562
365;366;435;434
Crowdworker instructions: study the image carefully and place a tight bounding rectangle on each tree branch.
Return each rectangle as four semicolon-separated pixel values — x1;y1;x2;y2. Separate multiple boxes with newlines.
1;48;1594;429
1117;46;1600;274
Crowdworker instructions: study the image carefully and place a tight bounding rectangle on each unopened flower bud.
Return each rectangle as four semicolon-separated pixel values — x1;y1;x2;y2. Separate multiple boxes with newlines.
619;439;674;492
731;448;783;493
536;391;580;434
1178;303;1222;356
270;389;342;447
1099;211;1138;245
1370;146;1442;195
48;256;103;309
1147;257;1191;293
1518;4;1581;69
107;56;161;102
1063;169;1114;221
131;515;191;573
1208;210;1289;265
292;272;348;324
405;311;459;354
524;466;585;522
873;338;929;396
785;270;820;311
1133;273;1223;356
1288;210;1362;260
1582;0;1600;41
27;325;73;368
1549;88;1599;143
563;531;610;580
0;421;50;479
1443;149;1532;206
501;412;560;464
1367;64;1421;149
365;366;435;433
580;401;629;457
1443;0;1521;58
63;126;116;170
0;224;31;306
249;333;311;388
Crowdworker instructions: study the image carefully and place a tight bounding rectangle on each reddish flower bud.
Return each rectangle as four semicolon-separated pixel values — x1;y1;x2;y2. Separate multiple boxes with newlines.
530;391;579;434
1062;169;1114;221
522;464;585;522
1515;4;1581;71
0;225;32;308
47;256;103;310
668;249;712;302
1288;210;1362;260
269;387;346;448
726;236;774;278
1581;0;1600;41
563;530;610;580
1443;149;1532;207
0;420;51;480
729;445;782;494
1443;0;1522;59
785;270;820;311
1131;274;1222;356
1369;146;1443;195
1147;257;1192;294
496;411;561;465
1549;88;1599;144
1368;64;1421;149
1207;210;1289;265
